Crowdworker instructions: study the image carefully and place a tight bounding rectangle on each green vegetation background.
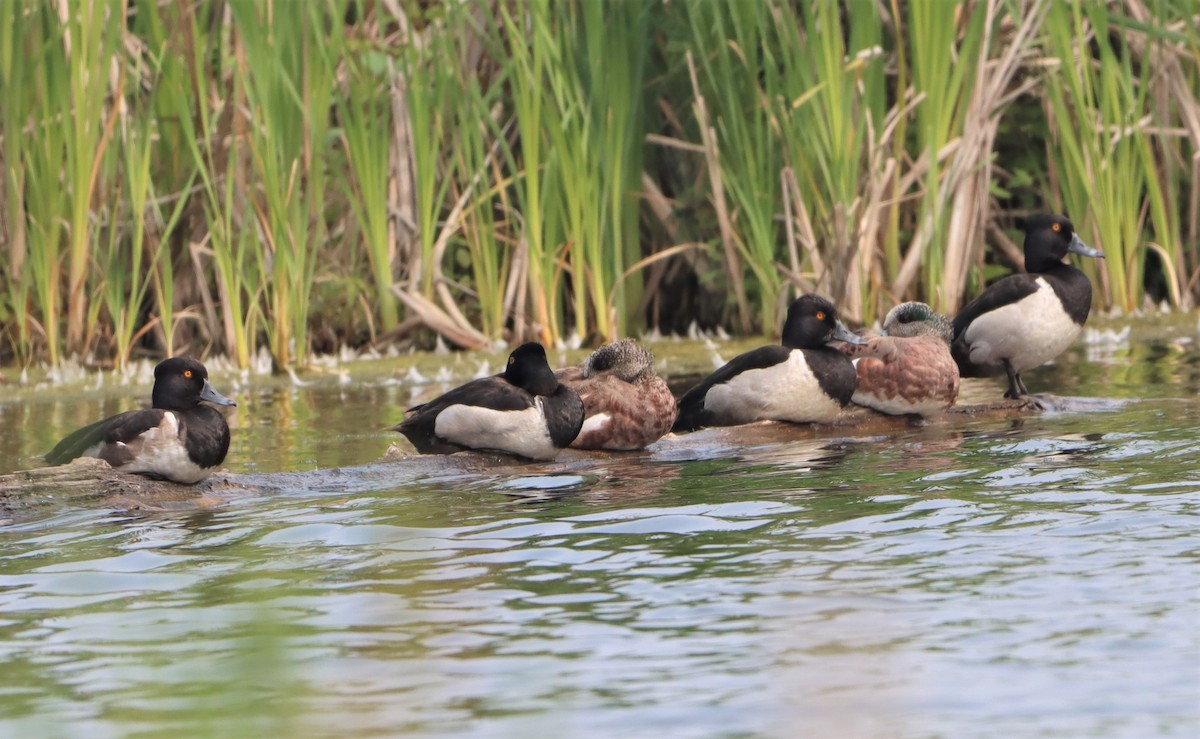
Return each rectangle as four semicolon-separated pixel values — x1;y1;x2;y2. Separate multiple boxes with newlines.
0;0;1196;371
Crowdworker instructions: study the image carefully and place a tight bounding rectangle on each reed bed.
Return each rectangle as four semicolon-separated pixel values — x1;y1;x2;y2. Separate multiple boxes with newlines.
0;0;1196;370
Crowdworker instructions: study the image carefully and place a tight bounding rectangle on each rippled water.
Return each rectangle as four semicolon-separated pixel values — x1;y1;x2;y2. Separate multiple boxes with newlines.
1;327;1198;737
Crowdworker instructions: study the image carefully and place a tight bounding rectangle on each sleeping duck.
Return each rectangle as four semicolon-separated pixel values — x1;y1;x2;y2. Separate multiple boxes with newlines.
555;339;677;450
673;294;865;431
45;357;237;484
952;214;1104;398
841;302;959;418
395;342;584;460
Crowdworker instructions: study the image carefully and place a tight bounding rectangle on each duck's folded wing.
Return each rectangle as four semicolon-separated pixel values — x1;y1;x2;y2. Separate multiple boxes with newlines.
857;337;958;404
951;274;1039;341
399;377;531;427
682;345;790;398
44;409;166;465
675;345;790;430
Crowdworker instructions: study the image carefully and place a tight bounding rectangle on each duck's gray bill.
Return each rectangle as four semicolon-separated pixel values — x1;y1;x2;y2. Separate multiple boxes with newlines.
1069;233;1104;259
201;380;237;407
833;322;867;346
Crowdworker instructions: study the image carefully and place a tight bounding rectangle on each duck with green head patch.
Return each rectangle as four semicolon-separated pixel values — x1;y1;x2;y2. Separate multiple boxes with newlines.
841;302;959;418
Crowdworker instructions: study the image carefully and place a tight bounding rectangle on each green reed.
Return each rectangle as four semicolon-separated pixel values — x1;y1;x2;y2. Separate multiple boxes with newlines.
401;13;459;302
540;0;648;342
452;77;511;342
170;4;249;368
0;0;34;362
498;0;559;344
685;0;785;335
1043;1;1154;312
130;0;199;358
61;0;124;356
99;107;152;370
772;0;889;323
906;1;988;312
340;51;400;334
229;0;337;369
1;0;1197;368
14;2;72;366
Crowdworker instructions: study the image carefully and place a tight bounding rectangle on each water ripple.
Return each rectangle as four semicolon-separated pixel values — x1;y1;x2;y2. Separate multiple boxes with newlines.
1;385;1198;736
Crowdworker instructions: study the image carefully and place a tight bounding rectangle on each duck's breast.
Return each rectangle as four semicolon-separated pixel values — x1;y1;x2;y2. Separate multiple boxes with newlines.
962;277;1083;373
106;412;211;484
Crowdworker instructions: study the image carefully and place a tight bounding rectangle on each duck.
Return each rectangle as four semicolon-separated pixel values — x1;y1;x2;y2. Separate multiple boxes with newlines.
45;356;237;484
841;302;959;417
554;339;677;450
395;342;584;460
951;214;1104;398
673;294;866;431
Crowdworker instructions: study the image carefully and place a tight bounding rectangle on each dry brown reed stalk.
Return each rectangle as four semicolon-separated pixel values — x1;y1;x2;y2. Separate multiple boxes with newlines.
686;51;751;335
940;0;1046;312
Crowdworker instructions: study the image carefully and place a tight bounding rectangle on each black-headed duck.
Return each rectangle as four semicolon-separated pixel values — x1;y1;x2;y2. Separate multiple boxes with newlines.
952;214;1103;398
395;342;584;460
45;357;237;484
674;294;865;431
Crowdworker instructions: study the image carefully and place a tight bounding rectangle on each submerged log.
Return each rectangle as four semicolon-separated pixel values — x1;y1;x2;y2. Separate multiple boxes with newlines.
0;457;248;523
0;394;1127;523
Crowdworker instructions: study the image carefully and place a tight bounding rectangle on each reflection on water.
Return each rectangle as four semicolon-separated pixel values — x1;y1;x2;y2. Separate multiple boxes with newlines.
0;335;1199;736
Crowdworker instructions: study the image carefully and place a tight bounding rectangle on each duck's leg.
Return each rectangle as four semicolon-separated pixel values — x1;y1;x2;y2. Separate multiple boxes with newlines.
1002;359;1025;399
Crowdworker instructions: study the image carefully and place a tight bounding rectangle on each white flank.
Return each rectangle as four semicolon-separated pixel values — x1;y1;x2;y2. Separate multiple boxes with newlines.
579;412;611;436
704;351;843;424
852;391;945;417
434;400;558;460
119;413;210;484
964;278;1082;372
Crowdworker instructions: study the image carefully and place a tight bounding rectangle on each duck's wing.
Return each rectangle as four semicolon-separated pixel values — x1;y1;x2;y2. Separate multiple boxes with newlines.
674;345;790;431
571;374;677;449
401;376;532;421
45;409;167;466
951;274;1039;342
395;377;535;453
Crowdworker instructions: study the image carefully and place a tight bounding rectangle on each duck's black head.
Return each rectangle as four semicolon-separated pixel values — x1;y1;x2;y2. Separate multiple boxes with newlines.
882;301;952;343
504;342;560;396
152;357;237;412
781;294;864;349
1018;214;1104;273
583;339;655;381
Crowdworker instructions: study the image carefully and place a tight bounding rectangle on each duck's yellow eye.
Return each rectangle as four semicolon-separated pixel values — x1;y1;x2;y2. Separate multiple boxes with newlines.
1051;223;1061;232
508;357;515;366
183;370;193;378
815;311;826;321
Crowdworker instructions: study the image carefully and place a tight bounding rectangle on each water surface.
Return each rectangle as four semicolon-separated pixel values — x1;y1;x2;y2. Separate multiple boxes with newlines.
1;323;1198;737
